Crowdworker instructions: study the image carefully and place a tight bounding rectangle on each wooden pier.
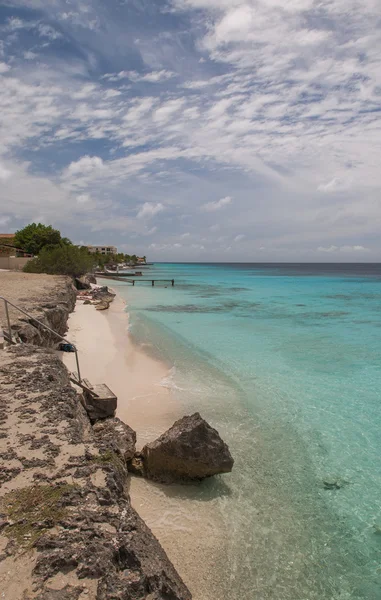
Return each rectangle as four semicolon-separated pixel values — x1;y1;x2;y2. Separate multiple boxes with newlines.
96;274;174;286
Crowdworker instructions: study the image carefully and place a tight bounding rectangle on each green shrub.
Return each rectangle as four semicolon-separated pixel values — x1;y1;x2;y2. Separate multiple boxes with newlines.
24;245;96;278
14;222;70;255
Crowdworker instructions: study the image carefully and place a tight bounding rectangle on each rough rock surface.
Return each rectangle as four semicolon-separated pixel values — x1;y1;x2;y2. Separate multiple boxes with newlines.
75;273;97;290
0;345;191;600
95;301;110;311
92;286;115;304
93;417;136;461
92;286;116;311
0;273;191;600
0;272;76;347
140;412;234;483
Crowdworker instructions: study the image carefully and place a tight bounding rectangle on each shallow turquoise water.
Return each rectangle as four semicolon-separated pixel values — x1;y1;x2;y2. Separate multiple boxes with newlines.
112;263;381;599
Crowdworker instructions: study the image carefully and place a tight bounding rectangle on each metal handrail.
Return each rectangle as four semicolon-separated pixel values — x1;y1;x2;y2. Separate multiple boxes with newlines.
0;295;81;382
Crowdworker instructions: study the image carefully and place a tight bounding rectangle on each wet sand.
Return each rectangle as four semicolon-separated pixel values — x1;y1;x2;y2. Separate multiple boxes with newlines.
63;295;226;600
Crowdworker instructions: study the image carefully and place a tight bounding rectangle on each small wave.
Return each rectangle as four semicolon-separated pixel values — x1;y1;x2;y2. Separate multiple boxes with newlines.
158;366;186;391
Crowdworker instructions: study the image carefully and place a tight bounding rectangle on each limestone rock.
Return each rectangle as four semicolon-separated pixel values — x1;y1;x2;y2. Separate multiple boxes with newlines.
127;453;145;476
75;273;97;290
93;417;136;462
0;283;191;600
95;301;110;311
92;286;115;304
13;277;77;347
141;412;234;483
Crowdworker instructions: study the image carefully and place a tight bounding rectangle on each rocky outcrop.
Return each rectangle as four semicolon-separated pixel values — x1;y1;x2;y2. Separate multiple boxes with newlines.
139;412;234;483
77;285;116;311
0;273;191;600
0;344;191;600
10;276;77;347
93;417;136;462
93;286;116;311
75;273;97;290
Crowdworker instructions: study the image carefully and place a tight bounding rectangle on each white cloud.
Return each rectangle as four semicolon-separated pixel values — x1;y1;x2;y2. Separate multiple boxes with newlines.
103;70;174;83
6;17;33;31
340;245;369;253
66;156;104;176
0;0;380;260
77;194;91;204
317;245;339;253
234;233;245;242
37;24;62;40
136;202;165;219
202;196;232;212
153;99;185;124
318;178;352;193
23;51;38;60
0;216;11;226
0;63;10;74
0;163;12;181
317;245;369;253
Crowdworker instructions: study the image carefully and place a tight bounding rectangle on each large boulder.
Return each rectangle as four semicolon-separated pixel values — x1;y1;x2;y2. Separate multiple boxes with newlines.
92;286;115;302
95;300;110;311
75;273;97;290
93;417;136;463
140;412;234;483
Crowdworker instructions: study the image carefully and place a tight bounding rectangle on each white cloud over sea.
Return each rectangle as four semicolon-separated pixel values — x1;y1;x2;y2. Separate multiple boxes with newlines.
0;0;380;260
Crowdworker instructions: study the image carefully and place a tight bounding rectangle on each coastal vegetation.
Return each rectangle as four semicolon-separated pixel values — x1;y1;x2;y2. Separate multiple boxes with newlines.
14;222;70;255
24;244;96;277
1;483;77;548
17;222;143;277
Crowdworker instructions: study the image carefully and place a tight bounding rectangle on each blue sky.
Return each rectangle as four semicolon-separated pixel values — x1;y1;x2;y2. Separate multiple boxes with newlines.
0;0;380;261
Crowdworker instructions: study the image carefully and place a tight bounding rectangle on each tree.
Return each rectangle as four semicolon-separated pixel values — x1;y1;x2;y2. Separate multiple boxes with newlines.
24;245;96;278
14;223;71;256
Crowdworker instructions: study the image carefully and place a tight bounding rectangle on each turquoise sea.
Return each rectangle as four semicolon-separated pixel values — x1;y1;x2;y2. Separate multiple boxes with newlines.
112;263;381;599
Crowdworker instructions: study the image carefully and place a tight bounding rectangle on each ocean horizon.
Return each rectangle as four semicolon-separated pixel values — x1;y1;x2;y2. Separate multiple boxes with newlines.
111;262;381;599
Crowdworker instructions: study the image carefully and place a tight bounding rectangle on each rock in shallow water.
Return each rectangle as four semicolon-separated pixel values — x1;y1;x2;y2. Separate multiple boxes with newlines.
140;412;234;483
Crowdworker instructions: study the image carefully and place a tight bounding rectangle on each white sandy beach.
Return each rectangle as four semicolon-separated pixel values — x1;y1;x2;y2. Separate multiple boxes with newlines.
63;294;226;600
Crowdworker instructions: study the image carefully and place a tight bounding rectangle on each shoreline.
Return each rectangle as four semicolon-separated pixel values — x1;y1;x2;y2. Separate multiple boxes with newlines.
63;292;227;600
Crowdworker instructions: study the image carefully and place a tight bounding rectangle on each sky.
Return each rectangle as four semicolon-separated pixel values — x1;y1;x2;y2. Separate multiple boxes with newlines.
0;0;380;262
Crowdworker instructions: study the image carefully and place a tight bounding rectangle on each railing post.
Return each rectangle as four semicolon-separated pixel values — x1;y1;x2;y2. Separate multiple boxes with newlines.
0;295;81;383
4;300;12;342
74;348;81;383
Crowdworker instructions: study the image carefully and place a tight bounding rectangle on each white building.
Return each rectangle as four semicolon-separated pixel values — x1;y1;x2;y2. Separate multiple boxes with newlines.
87;245;117;255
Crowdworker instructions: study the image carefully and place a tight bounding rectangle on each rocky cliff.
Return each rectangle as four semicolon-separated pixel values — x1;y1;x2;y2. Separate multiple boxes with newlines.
0;272;77;347
0;274;191;600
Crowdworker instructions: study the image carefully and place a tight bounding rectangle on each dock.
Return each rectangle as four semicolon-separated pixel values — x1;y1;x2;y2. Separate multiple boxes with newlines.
96;274;175;286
